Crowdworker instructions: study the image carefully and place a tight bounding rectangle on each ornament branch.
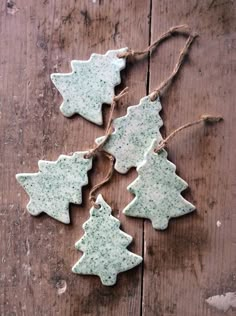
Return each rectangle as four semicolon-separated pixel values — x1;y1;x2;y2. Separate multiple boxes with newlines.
155;114;223;153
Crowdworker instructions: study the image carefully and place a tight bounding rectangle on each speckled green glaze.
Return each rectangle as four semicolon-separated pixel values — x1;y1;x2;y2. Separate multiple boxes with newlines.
96;96;163;173
72;194;142;286
16;152;92;224
51;48;127;125
123;140;195;230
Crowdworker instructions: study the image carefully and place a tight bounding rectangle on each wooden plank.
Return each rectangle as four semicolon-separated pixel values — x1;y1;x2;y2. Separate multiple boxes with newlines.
143;1;236;315
0;0;150;315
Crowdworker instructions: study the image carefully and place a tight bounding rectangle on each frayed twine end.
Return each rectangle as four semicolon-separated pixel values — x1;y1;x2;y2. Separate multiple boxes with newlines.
201;114;223;123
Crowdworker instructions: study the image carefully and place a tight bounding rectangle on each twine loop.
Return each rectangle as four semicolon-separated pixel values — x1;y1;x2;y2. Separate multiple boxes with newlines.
118;24;196;59
89;153;115;209
117;24;198;101
149;32;198;101
154;115;223;153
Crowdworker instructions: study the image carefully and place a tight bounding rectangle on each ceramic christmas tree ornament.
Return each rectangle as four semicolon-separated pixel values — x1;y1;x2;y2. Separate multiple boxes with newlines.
51;48;128;125
72;194;142;286
16;152;92;224
95;96;163;173
123;140;195;230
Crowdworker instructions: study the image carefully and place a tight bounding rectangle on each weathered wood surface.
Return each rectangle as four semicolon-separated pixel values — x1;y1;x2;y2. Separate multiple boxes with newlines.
0;0;235;315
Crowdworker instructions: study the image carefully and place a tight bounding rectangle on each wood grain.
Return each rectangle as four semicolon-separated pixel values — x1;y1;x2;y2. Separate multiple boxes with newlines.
0;0;235;315
0;0;149;315
144;1;236;316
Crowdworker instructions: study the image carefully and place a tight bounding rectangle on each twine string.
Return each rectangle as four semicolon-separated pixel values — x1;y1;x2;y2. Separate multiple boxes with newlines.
149;33;197;100
155;114;223;153
89;152;115;208
118;24;197;101
84;87;128;159
86;88;128;207
118;24;193;59
105;87;128;134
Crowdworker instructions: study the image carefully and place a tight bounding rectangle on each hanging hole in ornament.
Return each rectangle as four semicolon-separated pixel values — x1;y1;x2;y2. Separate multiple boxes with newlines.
110;126;115;133
84;152;92;159
94;203;101;209
149;91;159;102
117;50;131;59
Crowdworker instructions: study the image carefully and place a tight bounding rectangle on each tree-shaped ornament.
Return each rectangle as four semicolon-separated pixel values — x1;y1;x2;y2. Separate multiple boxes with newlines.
72;194;142;286
96;96;163;173
123;140;195;229
16;152;92;224
51;48;127;125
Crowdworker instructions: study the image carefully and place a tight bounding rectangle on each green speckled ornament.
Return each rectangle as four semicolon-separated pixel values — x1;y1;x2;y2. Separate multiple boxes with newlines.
16;152;92;224
51;48;127;125
123;140;195;230
96;96;163;173
72;194;142;286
